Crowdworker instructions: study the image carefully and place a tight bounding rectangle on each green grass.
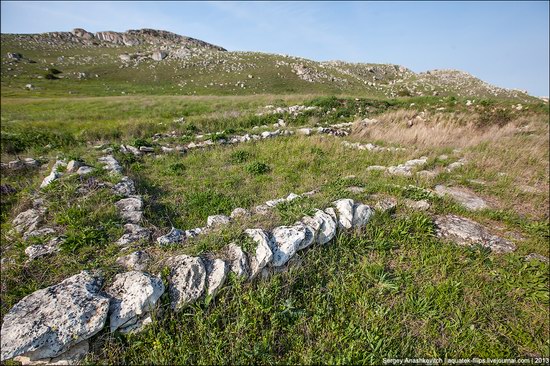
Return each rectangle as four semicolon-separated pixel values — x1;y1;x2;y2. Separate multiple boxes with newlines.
90;212;548;364
1;57;548;363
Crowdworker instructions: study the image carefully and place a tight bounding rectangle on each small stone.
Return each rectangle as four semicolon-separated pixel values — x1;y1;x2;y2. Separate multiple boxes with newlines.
225;243;250;278
253;204;271;215
112;177;136;197
206;214;231;228
115;197;143;223
230;208;250;219
404;199;430;210
12;208;46;235
25;237;63;260
346;186;366;194
66;160;81;173
375;198;398;214
366;165;387;172
139;146;154;153
525;253;549;263
156;227;185;246
76;166;93;175
116;251;151;271
116;224;151;246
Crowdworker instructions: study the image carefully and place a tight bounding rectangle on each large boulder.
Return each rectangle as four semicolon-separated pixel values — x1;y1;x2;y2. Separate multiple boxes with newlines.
106;271;164;333
0;271;109;362
270;225;306;267
244;229;273;279
166;255;206;310
434;215;516;253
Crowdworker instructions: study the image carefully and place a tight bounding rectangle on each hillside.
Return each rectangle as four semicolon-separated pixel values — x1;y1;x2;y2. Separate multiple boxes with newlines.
0;28;537;100
1;28;548;365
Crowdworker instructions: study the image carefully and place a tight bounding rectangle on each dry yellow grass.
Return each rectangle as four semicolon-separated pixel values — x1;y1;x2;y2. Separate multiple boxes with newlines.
353;109;550;219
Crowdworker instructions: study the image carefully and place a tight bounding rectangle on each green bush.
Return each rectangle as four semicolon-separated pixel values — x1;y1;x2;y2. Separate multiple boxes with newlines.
476;108;512;128
132;138;152;147
45;73;59;80
168;162;186;174
246;161;271;175
229;150;251;164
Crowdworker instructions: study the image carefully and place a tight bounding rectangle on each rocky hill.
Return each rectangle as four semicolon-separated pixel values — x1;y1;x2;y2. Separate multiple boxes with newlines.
0;28;537;101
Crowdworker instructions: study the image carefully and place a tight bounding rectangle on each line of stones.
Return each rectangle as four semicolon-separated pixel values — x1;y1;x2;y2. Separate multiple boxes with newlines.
0;197;375;364
119;122;355;156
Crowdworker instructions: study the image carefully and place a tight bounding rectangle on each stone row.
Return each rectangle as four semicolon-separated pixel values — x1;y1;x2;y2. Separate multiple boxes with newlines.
0;157;40;170
155;191;317;246
0;198;369;364
120;123;354;156
1;196;530;364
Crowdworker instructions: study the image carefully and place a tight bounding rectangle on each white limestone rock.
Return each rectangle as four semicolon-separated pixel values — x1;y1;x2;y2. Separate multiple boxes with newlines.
112;177;136;197
270;225;306;267
230;207;250;219
207;214;231;227
352;203;374;228
0;271;109;362
115;196;143;223
116;224;151;246
12;207;46;236
166;255;206;310
313;209;337;245
434;215;516;253
225;243;250;278
203;258;228;297
116;250;151;271
244;229;273;279
157;227;186;246
434;185;489;211
106;271;164;333
333;198;355;230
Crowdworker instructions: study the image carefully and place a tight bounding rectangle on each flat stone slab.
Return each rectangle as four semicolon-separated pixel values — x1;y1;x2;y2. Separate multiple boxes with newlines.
434;185;489;211
434;215;516;253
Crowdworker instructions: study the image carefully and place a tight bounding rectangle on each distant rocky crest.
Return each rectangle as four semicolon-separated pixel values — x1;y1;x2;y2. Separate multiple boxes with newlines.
10;28;226;51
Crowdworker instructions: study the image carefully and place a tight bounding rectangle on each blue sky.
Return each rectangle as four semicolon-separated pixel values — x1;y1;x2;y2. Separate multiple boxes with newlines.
2;1;548;96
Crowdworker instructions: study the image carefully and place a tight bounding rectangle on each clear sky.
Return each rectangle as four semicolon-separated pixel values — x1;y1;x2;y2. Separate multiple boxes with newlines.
2;1;549;96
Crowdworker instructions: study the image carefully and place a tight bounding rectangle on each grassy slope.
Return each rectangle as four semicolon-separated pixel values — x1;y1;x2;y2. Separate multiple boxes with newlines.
0;33;549;364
